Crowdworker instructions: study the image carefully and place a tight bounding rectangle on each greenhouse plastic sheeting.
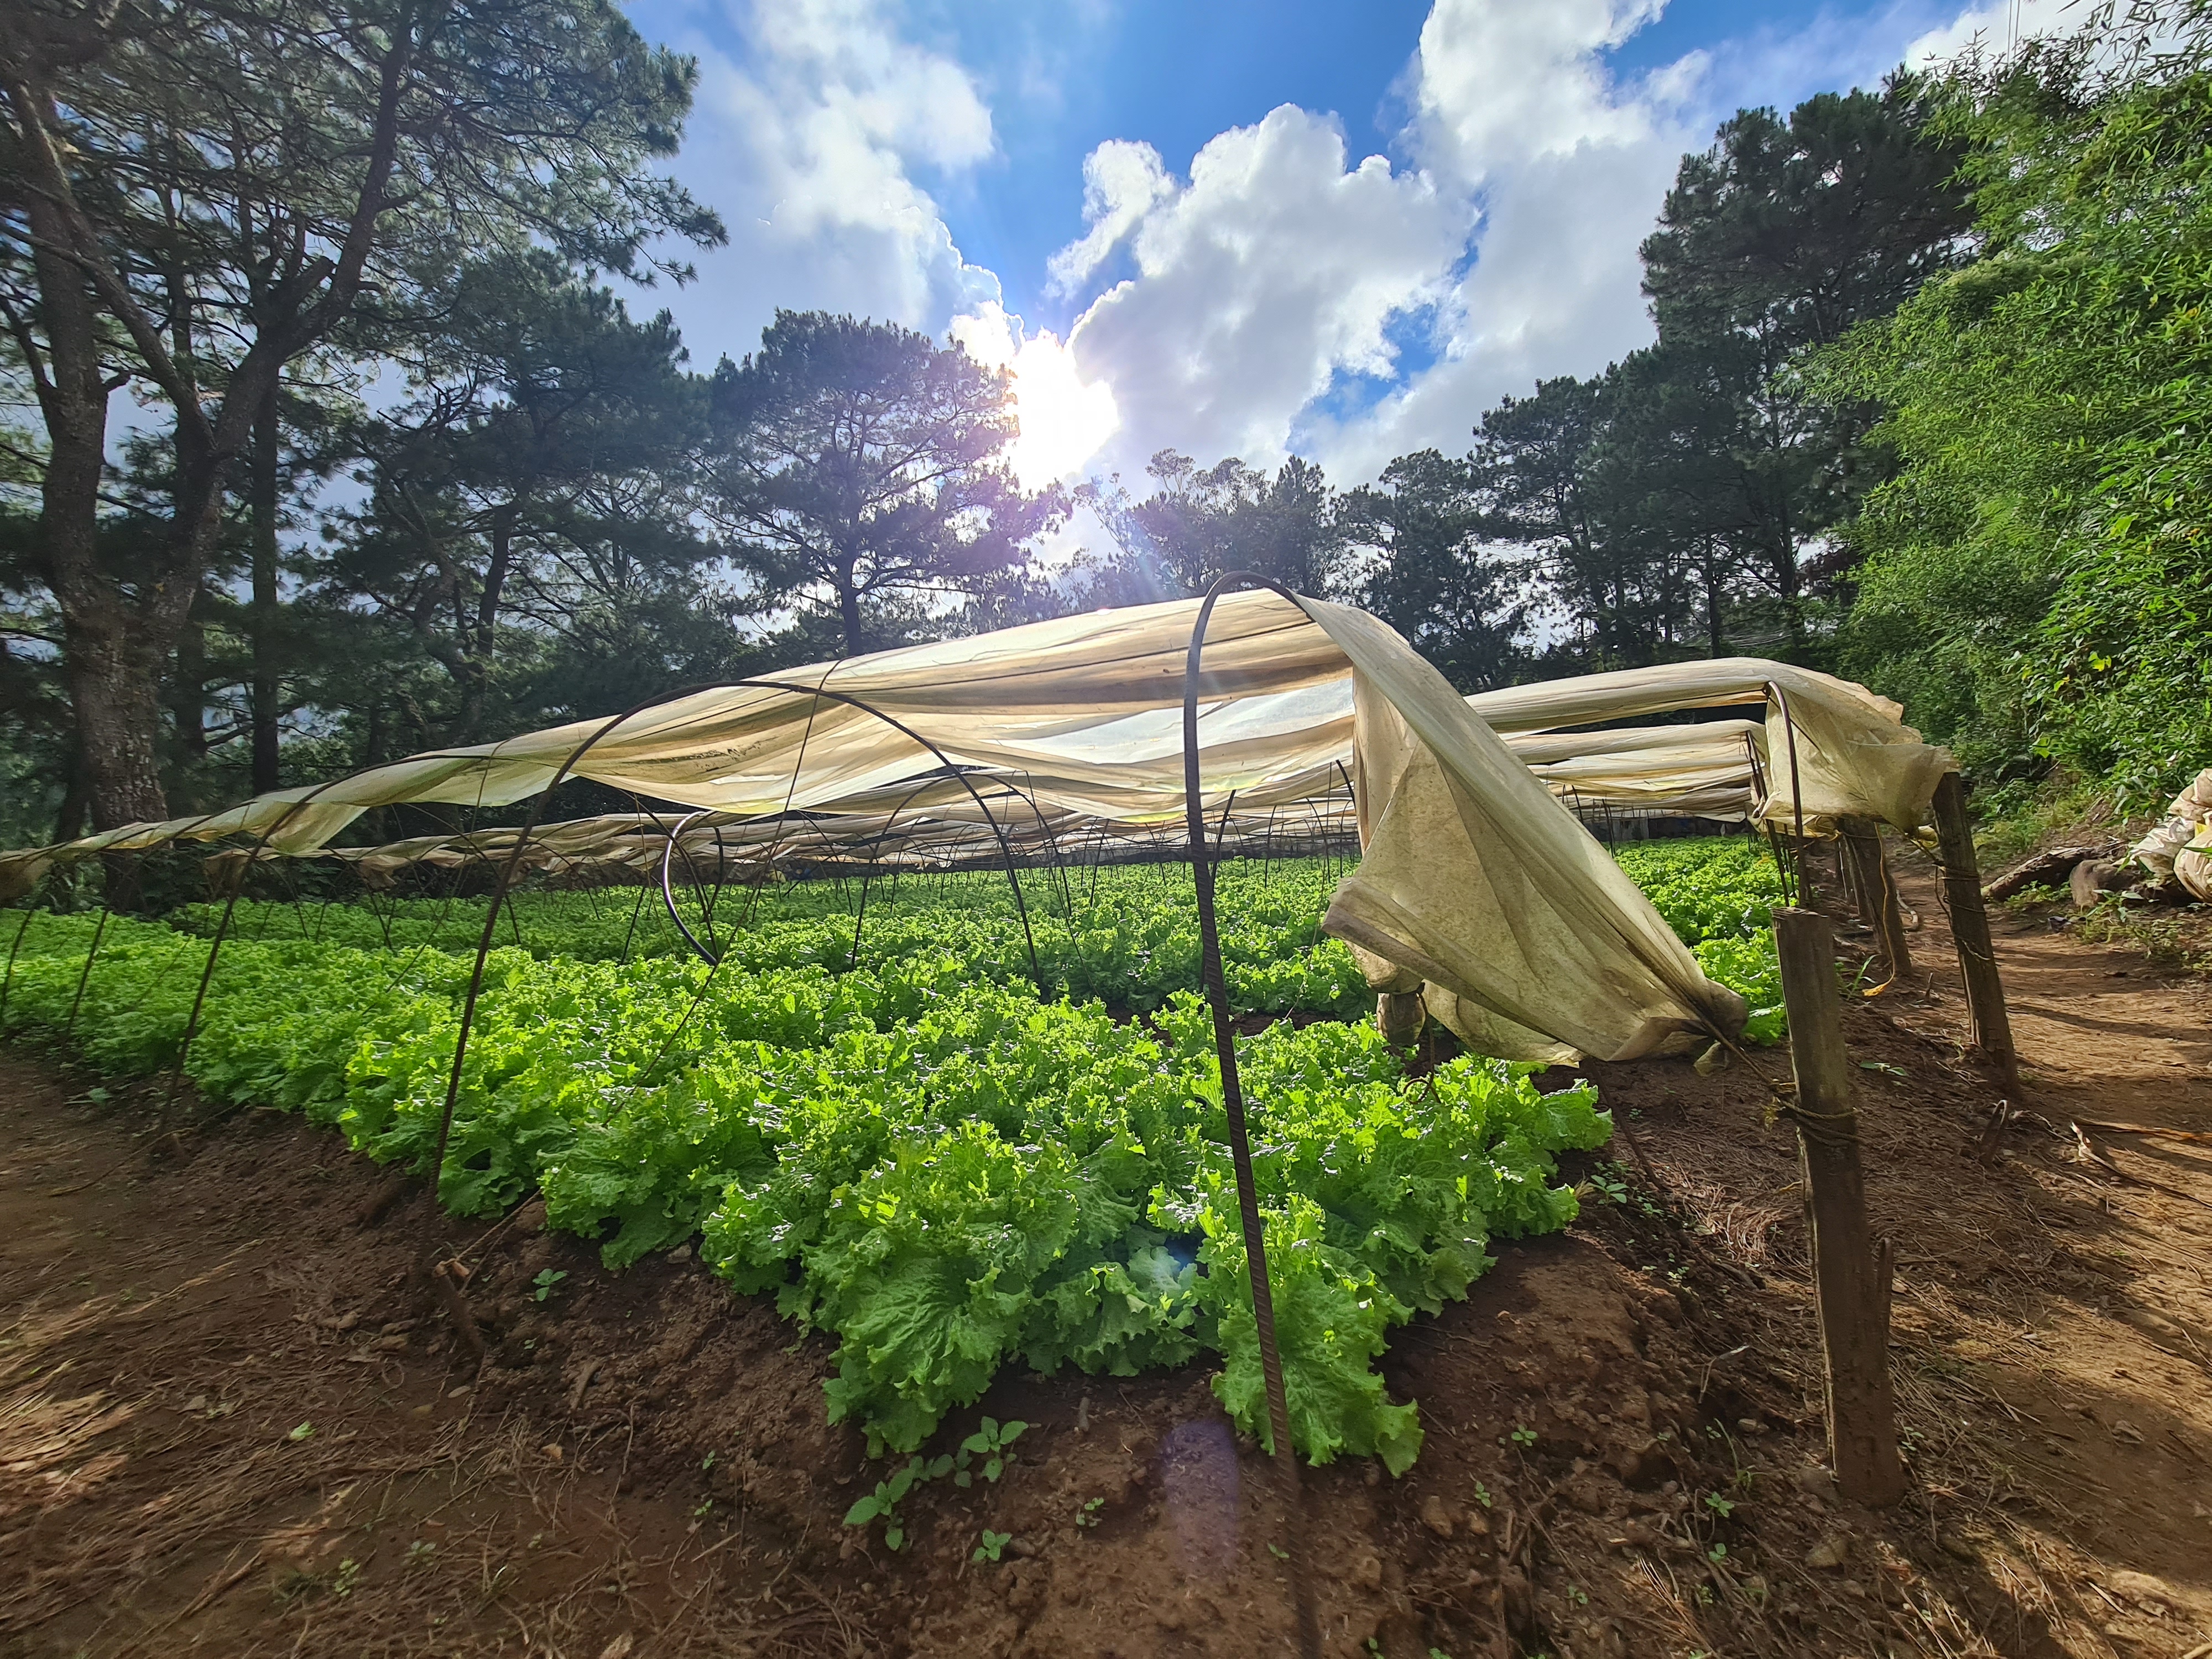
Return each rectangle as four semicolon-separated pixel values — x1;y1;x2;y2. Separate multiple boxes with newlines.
1296;599;1749;1063
0;591;1953;1061
1465;659;1950;834
2131;766;2212;901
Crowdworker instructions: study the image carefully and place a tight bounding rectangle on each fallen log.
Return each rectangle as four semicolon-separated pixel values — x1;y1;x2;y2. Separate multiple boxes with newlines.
1982;843;2116;902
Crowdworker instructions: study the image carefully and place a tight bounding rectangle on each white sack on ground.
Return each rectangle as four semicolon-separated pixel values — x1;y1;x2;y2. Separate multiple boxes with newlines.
2132;766;2212;901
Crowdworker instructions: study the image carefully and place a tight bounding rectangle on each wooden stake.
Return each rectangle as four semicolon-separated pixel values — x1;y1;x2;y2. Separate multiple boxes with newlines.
1927;772;2018;1093
1838;816;1912;982
1773;907;1905;1506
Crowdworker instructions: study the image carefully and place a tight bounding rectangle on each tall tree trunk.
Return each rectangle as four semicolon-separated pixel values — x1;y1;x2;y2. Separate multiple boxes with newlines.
14;176;172;831
53;743;88;844
61;615;169;827
250;383;282;793
1703;539;1726;658
171;608;208;771
837;560;864;658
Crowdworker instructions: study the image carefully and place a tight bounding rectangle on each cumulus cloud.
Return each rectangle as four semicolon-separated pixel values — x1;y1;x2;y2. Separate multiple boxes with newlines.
1411;0;1668;178
1057;106;1468;475
1044;0;1705;481
648;0;1006;360
1046;140;1179;296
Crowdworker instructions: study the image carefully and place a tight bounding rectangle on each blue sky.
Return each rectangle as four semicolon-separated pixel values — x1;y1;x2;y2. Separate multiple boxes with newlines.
619;0;2061;493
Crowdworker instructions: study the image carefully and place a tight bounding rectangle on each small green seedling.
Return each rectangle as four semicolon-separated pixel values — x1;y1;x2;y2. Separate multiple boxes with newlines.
532;1269;568;1303
331;1559;361;1598
843;1453;952;1551
404;1540;436;1568
1471;1480;1493;1509
1509;1425;1538;1449
1859;1060;1907;1078
1707;1542;1729;1563
1704;1493;1735;1519
973;1528;1013;1563
287;1422;314;1442
953;1415;1027;1487
1074;1496;1105;1529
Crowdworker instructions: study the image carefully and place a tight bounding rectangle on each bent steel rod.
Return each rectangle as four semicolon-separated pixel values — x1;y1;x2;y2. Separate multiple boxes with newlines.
0;900;36;1031
1183;570;1321;1659
660;810;727;966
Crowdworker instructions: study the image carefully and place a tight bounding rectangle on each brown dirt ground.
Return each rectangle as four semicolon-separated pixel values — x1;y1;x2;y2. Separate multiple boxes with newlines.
2;851;2209;1659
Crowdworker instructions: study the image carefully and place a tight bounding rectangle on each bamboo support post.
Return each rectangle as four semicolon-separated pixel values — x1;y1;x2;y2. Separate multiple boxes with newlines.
1773;907;1905;1506
1838;815;1912;981
1927;772;2018;1094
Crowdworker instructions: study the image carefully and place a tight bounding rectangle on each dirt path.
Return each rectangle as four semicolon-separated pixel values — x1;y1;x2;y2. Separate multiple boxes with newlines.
1;862;2208;1659
1588;858;2212;1659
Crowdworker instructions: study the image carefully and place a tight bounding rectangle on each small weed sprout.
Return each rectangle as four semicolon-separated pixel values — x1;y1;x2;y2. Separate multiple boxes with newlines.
1704;1493;1735;1519
1509;1425;1538;1449
1471;1480;1493;1509
843;1453;953;1551
1074;1496;1105;1529
953;1416;1027;1488
532;1269;567;1303
973;1528;1013;1563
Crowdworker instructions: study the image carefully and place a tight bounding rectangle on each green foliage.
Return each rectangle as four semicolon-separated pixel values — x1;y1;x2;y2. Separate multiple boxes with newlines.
1612;836;1789;1043
954;1416;1026;1487
1817;11;2212;806
842;1453;949;1551
973;1529;1012;1563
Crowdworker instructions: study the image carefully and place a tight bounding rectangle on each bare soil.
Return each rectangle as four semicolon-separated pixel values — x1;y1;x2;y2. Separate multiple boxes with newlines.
3;854;2209;1659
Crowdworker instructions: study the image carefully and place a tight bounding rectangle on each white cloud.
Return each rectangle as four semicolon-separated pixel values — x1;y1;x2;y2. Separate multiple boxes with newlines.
1410;0;1668;179
1057;106;1469;476
648;0;1005;360
1899;0;2074;69
1046;140;1177;295
1040;0;1702;481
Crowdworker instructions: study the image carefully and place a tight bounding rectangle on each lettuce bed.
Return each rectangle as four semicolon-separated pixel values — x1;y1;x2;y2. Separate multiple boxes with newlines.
0;838;1783;1470
0;911;1605;1474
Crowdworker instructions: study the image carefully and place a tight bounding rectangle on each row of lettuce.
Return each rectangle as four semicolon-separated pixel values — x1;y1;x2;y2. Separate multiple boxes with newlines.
0;908;1609;1473
161;840;1789;1032
0;839;1786;1472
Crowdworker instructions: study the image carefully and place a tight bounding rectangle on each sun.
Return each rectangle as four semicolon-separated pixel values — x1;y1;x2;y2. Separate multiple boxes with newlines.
950;306;1119;489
